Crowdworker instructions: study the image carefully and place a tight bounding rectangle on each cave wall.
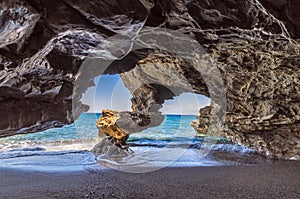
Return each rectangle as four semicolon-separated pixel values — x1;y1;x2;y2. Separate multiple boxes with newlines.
0;0;299;159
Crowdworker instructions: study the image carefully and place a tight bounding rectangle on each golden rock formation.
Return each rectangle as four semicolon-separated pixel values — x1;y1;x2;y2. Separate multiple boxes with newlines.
96;110;129;148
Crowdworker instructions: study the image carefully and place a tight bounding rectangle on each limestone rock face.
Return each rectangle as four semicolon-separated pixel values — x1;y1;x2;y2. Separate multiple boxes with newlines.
0;0;299;159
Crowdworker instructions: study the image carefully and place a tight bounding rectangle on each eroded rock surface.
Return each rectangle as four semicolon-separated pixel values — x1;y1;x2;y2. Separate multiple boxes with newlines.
96;109;164;148
96;110;129;148
0;0;299;159
191;106;211;135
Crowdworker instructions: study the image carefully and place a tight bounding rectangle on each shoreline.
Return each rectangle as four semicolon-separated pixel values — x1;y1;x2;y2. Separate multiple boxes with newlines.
1;161;300;198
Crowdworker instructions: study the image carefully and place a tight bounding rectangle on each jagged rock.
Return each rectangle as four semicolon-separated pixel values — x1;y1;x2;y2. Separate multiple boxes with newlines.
96;110;129;148
259;0;300;39
0;0;299;159
91;137;132;156
96;109;164;148
191;106;211;134
192;106;300;160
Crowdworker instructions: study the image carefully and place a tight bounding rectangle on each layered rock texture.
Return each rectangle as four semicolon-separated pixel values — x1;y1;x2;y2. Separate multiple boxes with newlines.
191;106;211;135
96;110;129;148
0;0;299;159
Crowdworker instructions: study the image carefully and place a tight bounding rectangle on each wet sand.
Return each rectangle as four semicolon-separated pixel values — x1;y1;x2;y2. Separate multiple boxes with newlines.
1;161;300;199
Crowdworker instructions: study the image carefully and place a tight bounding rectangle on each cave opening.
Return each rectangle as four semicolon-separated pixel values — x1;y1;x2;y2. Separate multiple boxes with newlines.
126;91;211;146
81;74;132;113
83;74;217;172
79;73;212;147
82;74;211;116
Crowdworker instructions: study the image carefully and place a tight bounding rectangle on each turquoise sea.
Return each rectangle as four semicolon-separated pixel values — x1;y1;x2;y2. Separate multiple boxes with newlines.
0;113;266;173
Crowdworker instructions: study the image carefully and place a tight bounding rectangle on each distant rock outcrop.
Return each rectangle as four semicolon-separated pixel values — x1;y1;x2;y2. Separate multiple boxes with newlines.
191;106;211;135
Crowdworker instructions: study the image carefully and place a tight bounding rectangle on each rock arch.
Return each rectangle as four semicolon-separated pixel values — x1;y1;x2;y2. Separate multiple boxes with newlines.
0;0;299;159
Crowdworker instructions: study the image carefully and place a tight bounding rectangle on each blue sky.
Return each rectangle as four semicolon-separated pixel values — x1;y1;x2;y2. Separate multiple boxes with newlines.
81;75;210;115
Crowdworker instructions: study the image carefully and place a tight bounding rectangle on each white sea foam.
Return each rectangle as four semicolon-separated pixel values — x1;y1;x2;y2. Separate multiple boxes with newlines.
0;114;267;173
0;149;99;173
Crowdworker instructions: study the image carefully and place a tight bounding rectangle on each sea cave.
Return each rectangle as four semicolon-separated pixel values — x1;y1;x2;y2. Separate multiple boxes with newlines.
0;0;299;160
1;0;300;197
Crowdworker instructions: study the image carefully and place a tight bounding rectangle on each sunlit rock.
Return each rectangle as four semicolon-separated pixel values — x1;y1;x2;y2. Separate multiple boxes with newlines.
96;109;164;148
96;110;129;148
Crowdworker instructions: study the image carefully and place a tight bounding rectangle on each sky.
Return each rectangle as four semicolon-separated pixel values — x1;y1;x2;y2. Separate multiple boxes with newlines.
81;74;210;115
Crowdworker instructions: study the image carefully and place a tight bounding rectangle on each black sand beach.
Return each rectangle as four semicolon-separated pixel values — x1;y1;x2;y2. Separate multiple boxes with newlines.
1;161;300;199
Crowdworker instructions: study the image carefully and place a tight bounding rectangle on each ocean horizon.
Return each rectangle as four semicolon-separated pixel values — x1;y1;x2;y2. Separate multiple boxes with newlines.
0;113;263;172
